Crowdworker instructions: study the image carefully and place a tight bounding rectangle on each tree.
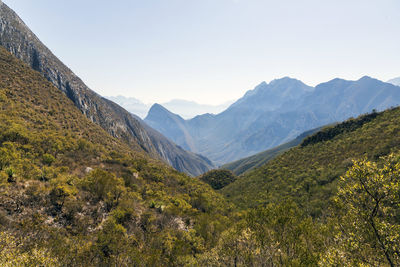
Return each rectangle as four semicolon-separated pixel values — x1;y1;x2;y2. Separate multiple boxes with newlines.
80;169;125;209
199;169;237;190
327;155;400;266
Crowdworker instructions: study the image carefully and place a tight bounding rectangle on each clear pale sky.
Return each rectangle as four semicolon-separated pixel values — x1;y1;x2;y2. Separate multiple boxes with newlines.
4;0;400;105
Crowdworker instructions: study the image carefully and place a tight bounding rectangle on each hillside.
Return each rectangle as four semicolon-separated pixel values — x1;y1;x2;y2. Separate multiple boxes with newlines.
0;46;233;265
0;11;398;267
145;104;196;152
0;2;213;176
222;107;400;215
145;76;400;165
222;126;323;175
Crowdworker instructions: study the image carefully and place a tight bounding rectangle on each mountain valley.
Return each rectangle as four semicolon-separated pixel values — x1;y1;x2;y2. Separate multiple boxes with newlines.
145;76;400;165
1;1;400;266
0;3;213;177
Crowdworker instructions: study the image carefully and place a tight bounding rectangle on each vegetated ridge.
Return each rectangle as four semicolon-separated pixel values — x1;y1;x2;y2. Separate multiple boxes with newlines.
0;2;213;176
222;126;324;175
222;107;400;214
0;46;233;265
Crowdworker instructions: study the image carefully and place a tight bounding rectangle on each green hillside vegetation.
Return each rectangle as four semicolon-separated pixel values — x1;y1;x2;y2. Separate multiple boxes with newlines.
0;47;234;266
200;155;400;266
222;107;400;215
199;169;237;190
300;111;378;147
1;45;399;266
222;127;323;175
198;107;400;266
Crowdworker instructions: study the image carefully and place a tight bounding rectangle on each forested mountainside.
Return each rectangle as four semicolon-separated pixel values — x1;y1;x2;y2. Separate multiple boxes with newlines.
1;48;398;265
145;76;400;165
222;126;323;175
0;46;234;265
222;108;400;214
1;2;399;266
0;2;213;176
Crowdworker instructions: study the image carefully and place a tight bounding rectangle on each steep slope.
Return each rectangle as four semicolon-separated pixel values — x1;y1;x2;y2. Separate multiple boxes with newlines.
145;104;196;152
145;78;313;163
222;126;323;175
238;76;400;154
222;108;400;215
228;77;313;112
0;46;232;265
144;76;400;165
0;2;212;176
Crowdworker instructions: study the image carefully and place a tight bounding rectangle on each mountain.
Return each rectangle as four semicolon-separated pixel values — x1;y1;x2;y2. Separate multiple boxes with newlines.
388;77;400;86
221;108;400;213
145;104;196;152
0;46;232;265
145;76;400;165
222;126;324;176
104;95;150;118
0;3;213;176
162;99;234;119
145;78;313;164
237;76;400;153
105;96;233;120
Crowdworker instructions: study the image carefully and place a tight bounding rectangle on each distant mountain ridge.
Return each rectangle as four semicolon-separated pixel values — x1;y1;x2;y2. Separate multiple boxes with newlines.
222;126;324;176
0;2;213;176
221;106;400;211
145;76;400;165
388;77;400;86
105;96;150;118
105;96;233;119
162;99;234;119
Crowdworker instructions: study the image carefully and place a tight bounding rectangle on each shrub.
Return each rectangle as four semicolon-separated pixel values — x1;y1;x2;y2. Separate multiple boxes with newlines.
200;169;237;190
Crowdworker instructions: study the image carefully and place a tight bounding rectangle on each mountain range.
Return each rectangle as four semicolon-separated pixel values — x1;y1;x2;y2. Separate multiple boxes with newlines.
105;96;233;119
0;2;213;176
1;2;400;265
145;76;400;165
388;77;400;86
221;126;324;175
222;106;400;212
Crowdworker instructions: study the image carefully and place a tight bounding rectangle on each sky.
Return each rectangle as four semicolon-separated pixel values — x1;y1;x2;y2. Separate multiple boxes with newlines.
4;0;400;105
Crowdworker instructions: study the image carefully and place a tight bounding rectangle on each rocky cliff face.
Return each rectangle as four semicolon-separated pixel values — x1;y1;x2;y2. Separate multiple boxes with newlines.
0;3;214;176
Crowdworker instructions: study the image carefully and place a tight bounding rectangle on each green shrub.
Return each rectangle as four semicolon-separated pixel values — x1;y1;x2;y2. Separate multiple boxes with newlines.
200;169;237;190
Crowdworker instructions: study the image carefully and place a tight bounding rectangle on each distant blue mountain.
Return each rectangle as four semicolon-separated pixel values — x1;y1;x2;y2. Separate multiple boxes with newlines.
144;76;400;165
105;96;150;118
388;77;400;86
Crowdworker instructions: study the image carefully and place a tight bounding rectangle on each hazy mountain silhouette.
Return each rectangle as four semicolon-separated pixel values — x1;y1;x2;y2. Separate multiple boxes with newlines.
146;76;400;164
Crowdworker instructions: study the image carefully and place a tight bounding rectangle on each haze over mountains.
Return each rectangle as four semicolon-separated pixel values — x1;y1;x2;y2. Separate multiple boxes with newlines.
388;77;400;86
0;2;213;176
106;96;233;119
1;1;400;265
145;76;400;165
2;0;398;171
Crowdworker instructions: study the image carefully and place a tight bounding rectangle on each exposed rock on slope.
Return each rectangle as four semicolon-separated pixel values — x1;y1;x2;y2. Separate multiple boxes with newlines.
0;3;213;176
145;77;400;165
